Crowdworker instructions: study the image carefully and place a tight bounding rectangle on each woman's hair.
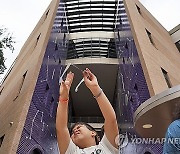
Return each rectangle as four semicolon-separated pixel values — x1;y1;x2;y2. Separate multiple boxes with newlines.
173;103;180;121
70;122;100;145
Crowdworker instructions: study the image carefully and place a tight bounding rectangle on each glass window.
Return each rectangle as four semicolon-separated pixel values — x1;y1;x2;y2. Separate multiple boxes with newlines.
161;68;172;88
0;135;5;148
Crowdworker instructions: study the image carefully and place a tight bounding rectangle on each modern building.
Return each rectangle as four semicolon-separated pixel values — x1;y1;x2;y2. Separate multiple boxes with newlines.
169;24;180;52
0;0;180;154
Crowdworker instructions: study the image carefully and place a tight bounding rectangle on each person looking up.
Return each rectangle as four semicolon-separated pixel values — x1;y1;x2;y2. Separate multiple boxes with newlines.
56;68;119;154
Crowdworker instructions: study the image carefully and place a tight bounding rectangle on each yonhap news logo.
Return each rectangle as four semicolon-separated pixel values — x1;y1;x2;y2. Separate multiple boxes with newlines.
115;132;180;147
115;133;129;148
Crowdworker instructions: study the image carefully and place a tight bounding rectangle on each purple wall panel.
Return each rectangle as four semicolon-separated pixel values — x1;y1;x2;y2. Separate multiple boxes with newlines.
120;142;163;154
17;129;45;154
17;45;64;153
17;1;67;153
114;1;163;153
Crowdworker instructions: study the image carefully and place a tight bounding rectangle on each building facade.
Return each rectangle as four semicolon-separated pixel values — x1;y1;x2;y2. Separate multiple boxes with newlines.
170;24;180;52
0;0;180;154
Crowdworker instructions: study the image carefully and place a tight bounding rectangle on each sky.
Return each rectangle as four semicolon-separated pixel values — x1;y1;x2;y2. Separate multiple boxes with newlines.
0;0;179;80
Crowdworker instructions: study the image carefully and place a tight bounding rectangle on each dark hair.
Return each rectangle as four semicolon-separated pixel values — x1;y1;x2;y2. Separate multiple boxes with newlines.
70;122;100;145
173;103;180;121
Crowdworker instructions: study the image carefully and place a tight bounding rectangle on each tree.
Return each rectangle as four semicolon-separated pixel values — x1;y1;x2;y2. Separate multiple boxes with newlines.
0;27;15;74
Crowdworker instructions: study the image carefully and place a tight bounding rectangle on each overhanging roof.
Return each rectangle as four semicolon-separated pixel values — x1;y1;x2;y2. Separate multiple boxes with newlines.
64;0;118;33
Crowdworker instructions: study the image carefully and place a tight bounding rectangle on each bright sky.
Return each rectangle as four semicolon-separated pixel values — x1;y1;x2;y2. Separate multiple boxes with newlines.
0;0;179;80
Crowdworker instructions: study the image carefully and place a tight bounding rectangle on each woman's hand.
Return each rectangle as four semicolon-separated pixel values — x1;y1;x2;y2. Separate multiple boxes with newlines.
83;68;101;96
59;72;74;100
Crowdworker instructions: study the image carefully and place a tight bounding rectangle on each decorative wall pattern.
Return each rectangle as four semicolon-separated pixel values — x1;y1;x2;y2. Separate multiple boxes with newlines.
114;1;163;153
17;1;68;153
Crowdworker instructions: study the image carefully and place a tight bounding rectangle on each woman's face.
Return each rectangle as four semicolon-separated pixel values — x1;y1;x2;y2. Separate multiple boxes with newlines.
71;124;96;147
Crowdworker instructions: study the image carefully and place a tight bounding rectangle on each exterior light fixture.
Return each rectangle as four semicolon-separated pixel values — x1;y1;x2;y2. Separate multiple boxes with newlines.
143;124;152;129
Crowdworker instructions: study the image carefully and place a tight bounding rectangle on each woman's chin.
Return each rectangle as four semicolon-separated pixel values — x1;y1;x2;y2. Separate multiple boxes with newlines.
73;136;84;145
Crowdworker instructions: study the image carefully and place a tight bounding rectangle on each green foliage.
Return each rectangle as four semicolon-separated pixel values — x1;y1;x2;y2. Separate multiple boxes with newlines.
0;27;15;74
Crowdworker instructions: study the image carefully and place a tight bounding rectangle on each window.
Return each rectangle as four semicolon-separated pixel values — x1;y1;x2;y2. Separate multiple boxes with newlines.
45;10;50;19
19;72;27;93
175;40;180;52
146;29;156;47
136;5;141;15
0;87;4;95
145;29;157;48
0;135;5;148
161;68;171;88
13;71;27;101
34;34;41;49
35;34;41;47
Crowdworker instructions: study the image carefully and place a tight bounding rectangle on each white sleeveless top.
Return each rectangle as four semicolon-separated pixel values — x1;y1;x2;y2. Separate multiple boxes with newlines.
65;134;119;154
